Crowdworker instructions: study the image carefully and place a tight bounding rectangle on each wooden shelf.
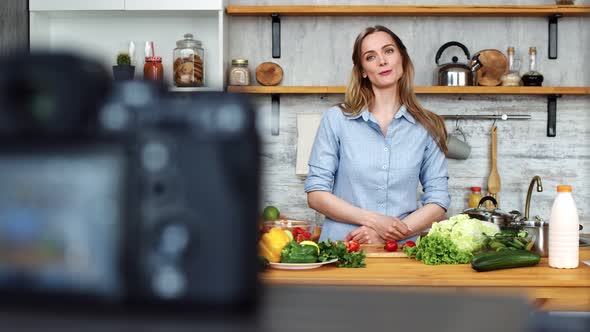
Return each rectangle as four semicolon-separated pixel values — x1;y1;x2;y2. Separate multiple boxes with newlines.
226;5;590;17
228;86;590;95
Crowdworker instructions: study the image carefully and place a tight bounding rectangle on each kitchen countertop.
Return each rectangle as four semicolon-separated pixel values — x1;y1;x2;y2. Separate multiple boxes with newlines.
260;247;590;312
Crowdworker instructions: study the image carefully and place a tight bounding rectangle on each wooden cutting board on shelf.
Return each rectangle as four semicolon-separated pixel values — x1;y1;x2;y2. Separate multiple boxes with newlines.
360;244;407;258
256;62;283;86
474;49;508;86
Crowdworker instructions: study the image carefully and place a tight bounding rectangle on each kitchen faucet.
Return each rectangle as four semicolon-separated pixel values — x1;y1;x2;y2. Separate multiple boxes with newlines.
524;175;543;220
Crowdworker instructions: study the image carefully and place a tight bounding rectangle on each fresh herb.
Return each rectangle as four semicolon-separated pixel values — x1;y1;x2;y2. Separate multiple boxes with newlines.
318;240;366;268
404;234;473;265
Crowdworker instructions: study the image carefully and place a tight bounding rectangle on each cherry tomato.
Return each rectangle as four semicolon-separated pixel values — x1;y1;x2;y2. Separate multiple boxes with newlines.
346;240;360;253
402;241;416;249
384;240;398;252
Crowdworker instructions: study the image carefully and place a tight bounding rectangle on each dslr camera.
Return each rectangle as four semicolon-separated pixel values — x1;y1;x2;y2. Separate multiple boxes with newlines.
0;53;260;314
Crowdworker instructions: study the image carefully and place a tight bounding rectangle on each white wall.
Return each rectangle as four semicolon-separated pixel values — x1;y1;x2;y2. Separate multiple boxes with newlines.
228;0;590;229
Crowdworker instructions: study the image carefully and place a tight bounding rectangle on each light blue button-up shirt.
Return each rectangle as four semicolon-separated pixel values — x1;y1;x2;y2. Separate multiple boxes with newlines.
305;105;451;242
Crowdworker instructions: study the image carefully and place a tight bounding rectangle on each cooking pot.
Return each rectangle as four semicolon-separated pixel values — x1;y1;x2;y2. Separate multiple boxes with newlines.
435;41;481;86
520;218;549;257
463;196;519;229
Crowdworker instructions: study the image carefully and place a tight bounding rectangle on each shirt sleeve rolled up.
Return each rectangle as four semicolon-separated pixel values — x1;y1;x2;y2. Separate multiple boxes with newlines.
304;108;340;193
419;135;451;211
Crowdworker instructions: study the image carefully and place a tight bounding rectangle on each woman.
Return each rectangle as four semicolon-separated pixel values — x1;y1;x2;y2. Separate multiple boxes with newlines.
305;25;450;244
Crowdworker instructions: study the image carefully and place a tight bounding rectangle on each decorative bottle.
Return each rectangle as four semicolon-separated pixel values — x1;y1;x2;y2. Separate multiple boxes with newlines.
548;185;579;269
521;47;544;86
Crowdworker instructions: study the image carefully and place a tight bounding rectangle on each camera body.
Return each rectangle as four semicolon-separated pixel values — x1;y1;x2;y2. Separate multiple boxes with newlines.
0;54;260;313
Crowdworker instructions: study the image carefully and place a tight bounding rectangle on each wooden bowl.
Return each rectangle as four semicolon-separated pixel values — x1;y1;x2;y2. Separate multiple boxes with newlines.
474;49;508;86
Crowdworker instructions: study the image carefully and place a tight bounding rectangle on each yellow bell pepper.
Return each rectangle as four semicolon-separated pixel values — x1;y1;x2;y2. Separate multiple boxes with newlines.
258;228;291;263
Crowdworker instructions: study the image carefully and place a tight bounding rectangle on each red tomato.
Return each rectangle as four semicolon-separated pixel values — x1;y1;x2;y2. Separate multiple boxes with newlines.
291;227;303;237
402;241;416;249
384;240;398;252
346;240;360;253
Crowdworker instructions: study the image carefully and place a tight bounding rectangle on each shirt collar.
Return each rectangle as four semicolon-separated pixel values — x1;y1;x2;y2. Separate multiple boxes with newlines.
346;105;416;124
395;105;416;124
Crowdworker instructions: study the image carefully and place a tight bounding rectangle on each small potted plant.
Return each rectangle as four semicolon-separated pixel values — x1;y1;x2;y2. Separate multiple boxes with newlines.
112;52;135;80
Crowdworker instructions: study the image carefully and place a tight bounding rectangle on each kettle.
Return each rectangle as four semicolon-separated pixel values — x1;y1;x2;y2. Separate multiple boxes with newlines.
435;41;481;86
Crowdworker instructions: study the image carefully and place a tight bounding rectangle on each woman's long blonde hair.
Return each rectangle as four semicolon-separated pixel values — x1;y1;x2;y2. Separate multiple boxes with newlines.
340;25;448;154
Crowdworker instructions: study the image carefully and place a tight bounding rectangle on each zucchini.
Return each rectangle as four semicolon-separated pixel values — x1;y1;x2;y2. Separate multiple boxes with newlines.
471;250;541;272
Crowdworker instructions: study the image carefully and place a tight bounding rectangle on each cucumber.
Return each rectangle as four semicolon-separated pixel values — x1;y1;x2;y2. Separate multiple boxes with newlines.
471;250;541;272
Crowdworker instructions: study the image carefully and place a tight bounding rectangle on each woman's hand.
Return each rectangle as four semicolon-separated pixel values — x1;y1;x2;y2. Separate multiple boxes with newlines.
345;226;384;244
369;214;412;241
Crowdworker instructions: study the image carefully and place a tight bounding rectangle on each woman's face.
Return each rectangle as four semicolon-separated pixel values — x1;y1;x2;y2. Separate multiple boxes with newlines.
359;31;404;90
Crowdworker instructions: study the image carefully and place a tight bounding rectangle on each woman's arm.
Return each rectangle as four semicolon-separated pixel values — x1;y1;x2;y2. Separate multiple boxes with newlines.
307;191;411;239
401;203;446;236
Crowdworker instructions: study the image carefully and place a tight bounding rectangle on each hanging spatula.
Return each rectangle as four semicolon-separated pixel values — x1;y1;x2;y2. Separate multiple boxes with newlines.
487;125;501;207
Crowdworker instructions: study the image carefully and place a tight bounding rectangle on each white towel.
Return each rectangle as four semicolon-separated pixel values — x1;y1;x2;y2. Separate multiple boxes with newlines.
295;113;323;176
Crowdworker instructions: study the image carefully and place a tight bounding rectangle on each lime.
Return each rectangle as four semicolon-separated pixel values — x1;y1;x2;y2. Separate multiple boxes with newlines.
262;206;280;221
284;229;293;241
300;240;320;254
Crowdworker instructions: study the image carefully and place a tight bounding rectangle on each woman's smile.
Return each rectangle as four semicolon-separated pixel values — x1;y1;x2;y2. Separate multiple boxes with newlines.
379;70;392;76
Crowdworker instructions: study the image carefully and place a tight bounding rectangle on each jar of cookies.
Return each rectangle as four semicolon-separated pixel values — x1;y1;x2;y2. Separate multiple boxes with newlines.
173;33;204;87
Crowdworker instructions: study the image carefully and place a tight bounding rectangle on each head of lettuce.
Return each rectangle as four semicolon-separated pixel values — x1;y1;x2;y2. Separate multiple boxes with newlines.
404;214;500;265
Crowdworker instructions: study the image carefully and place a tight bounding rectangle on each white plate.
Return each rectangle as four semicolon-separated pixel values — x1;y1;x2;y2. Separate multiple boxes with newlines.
269;258;338;270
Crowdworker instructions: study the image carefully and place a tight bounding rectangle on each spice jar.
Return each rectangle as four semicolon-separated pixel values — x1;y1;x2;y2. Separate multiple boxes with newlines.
501;47;521;87
229;59;250;86
173;33;204;87
144;56;163;81
468;186;483;209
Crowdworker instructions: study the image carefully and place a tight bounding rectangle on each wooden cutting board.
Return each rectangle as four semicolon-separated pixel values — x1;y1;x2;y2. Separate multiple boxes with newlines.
474;49;508;86
256;62;283;86
360;244;407;258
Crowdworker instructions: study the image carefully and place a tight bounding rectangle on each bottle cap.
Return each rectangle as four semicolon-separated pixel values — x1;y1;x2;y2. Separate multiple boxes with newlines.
529;47;537;54
557;185;572;192
507;47;515;54
471;186;481;191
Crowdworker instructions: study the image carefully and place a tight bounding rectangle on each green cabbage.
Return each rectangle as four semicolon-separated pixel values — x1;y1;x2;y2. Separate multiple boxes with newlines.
428;214;500;253
405;214;500;265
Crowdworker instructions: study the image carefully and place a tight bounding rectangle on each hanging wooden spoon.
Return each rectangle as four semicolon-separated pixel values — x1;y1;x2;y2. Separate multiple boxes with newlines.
487;125;501;207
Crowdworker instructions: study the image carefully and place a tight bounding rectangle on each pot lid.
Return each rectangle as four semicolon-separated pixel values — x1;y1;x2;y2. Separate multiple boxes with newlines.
462;196;514;223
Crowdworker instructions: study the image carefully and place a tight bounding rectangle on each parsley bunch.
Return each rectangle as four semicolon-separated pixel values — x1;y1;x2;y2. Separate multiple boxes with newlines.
318;240;366;268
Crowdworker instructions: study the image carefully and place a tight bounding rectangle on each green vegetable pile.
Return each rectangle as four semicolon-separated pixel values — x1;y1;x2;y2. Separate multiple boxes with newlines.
404;214;501;265
483;230;535;252
404;234;473;265
277;240;366;268
280;241;318;263
318;241;366;268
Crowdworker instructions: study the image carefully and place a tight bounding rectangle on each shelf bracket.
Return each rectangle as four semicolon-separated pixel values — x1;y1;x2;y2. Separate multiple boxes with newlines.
547;94;561;137
271;94;280;136
272;13;281;58
548;14;561;59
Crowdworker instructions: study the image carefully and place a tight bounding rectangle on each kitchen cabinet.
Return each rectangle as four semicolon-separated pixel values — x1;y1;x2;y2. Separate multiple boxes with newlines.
29;2;227;91
261;247;590;312
30;0;226;11
125;0;225;11
29;0;125;11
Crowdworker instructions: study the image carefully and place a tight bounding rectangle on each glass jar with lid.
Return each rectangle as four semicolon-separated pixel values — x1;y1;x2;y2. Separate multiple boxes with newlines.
144;56;163;81
229;59;250;86
173;33;204;87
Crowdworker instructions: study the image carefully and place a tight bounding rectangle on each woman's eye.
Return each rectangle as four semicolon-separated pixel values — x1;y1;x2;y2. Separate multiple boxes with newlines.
366;55;375;61
385;48;394;54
